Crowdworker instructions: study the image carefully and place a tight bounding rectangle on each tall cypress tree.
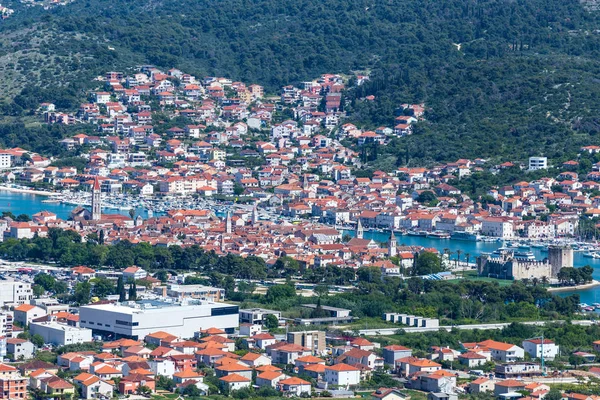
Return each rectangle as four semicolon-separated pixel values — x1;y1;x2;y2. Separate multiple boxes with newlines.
117;276;125;302
128;282;137;301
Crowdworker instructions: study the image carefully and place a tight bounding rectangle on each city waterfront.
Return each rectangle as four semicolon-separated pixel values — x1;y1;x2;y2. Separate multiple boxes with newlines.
348;230;600;304
3;189;599;302
0;189;153;219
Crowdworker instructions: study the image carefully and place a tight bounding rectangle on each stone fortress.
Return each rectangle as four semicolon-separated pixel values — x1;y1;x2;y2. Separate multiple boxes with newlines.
476;245;573;281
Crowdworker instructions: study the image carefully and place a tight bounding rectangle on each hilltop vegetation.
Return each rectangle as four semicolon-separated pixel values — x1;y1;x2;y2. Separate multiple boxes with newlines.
2;0;600;161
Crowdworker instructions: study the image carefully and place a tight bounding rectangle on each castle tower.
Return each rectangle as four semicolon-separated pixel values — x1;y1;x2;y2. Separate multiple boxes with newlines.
388;231;397;257
356;218;364;239
91;177;101;221
548;245;574;278
226;210;232;234
303;174;309;190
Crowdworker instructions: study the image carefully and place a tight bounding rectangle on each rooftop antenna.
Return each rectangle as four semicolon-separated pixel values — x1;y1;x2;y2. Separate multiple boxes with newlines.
526;332;546;376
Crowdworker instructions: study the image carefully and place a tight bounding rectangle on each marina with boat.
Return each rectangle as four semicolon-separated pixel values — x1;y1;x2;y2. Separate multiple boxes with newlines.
4;185;600;303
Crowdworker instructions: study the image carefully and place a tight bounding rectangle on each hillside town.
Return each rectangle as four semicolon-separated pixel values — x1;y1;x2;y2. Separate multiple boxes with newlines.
0;66;599;400
0;67;597;280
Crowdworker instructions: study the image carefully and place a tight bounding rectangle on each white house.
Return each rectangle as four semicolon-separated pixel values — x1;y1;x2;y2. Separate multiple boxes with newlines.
458;352;487;368
148;359;176;378
396;357;441;377
277;377;311;396
477;340;524;362
240;352;271;368
73;373;114;399
522;338;559;360
219;373;251;391
324;364;361;387
79;301;239;339
13;304;46;326
6;338;35;360
122;266;147;281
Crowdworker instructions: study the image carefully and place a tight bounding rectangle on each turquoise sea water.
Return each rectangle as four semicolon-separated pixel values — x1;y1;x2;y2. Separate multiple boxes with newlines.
0;190;152;219
345;230;600;304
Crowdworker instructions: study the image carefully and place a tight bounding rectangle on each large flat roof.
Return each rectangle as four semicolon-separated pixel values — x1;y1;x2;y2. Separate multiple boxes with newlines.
31;321;90;332
302;304;351;312
81;300;235;315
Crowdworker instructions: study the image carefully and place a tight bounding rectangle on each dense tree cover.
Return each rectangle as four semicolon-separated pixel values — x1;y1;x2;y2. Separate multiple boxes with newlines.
351;55;600;164
0;123;84;156
0;0;599;161
243;275;579;324
32;272;69;296
0;229;582;322
0;229;269;276
327;279;579;322
557;266;594;285
412;252;443;276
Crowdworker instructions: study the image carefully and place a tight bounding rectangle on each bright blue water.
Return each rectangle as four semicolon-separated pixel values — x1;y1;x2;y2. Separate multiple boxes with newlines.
345;230;600;303
0;190;153;220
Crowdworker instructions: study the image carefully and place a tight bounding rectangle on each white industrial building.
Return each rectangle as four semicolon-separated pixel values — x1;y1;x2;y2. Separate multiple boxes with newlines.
79;300;239;340
154;284;225;302
30;321;93;346
0;279;32;307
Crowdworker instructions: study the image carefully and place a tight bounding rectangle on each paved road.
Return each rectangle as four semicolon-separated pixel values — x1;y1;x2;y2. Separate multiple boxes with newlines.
352;319;596;336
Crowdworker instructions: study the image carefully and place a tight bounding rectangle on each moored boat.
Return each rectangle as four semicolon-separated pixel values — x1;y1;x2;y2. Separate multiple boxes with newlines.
451;232;480;241
427;231;451;239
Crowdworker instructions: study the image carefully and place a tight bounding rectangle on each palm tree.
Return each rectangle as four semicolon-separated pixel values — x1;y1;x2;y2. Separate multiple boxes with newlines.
442;248;450;269
447;251;455;269
541;276;549;287
522;278;531;286
456;249;462;269
465;253;471;267
532;277;539;287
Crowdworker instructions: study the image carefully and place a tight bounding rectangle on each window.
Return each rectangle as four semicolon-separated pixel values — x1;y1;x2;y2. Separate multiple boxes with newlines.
116;320;137;326
211;306;239;316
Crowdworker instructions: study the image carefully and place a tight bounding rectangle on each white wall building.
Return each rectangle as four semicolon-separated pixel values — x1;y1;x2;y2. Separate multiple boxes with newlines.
0;153;12;170
0;313;13;337
79;300;239;340
0;279;32;307
522;339;559;360
324;365;361;387
148;359;176;378
239;308;282;325
158;284;225;302
529;157;548;171
122;266;147;281
478;340;525;362
30;321;93;346
481;218;514;239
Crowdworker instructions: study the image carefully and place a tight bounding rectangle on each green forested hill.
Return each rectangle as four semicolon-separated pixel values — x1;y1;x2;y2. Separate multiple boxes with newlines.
2;0;600;162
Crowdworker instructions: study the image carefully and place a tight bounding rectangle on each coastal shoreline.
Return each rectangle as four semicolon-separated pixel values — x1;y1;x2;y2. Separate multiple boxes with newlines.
0;185;58;196
547;280;600;293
